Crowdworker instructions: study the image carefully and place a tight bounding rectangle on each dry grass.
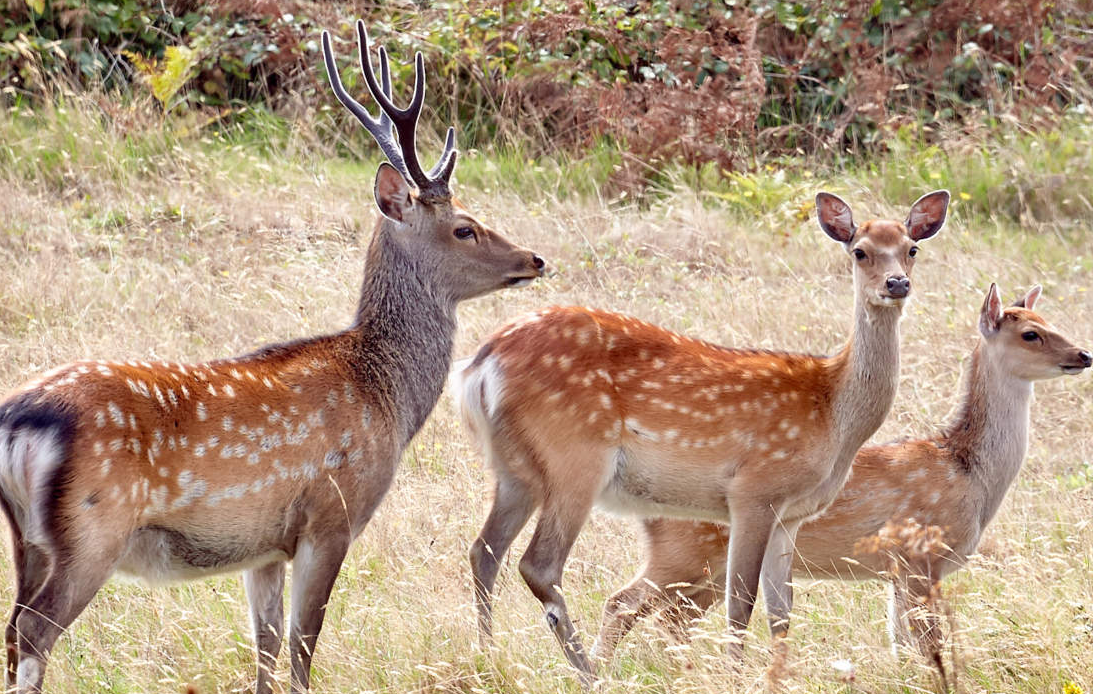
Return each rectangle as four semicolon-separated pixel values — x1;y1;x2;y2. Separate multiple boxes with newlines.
0;101;1091;693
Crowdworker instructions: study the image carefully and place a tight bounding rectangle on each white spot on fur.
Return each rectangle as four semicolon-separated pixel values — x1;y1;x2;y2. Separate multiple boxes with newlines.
107;402;125;427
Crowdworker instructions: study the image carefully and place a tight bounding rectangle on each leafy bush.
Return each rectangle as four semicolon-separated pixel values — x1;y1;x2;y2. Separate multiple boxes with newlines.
2;0;1089;186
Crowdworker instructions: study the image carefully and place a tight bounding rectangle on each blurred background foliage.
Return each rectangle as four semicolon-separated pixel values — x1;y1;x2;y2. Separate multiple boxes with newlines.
1;0;1090;187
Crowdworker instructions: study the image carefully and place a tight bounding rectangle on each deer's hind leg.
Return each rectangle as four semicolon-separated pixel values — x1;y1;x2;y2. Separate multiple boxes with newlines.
4;531;51;691
514;445;605;686
470;474;538;645
13;535;122;693
592;572;661;663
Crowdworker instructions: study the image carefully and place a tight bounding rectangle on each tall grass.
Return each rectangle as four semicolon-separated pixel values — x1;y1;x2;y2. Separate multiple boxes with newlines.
0;97;1091;692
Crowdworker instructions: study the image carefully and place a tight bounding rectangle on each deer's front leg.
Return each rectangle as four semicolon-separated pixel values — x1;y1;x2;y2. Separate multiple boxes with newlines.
244;562;286;694
760;522;800;641
288;535;350;694
724;502;776;660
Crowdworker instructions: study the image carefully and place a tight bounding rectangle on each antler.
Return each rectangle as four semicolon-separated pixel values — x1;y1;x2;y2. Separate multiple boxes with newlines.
322;20;457;203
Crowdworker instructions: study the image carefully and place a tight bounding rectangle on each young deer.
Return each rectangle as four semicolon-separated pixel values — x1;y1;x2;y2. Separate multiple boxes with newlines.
0;21;543;694
593;283;1091;664
456;191;949;682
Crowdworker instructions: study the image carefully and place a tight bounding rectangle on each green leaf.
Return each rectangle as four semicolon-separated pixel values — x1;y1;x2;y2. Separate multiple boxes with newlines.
25;0;45;14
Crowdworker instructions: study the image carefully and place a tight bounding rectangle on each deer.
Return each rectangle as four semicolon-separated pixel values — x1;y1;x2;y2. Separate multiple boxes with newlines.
591;283;1091;666
454;190;950;683
0;21;543;694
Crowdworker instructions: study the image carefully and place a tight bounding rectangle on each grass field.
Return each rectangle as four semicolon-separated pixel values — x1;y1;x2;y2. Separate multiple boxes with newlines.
0;100;1092;693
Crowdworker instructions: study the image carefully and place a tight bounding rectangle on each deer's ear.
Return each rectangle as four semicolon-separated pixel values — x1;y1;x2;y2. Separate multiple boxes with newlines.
979;283;1004;337
816;192;856;244
906;190;949;241
1012;284;1042;310
374;163;414;222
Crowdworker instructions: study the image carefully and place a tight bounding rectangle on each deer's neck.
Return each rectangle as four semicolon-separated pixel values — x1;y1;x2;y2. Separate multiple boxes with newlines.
829;302;903;453
349;227;458;447
942;343;1032;527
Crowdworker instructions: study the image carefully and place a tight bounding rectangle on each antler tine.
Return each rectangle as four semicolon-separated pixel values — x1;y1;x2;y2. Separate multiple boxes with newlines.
354;21;435;193
427;126;458;184
329;20;457;202
322;29;409;176
376;45;393;133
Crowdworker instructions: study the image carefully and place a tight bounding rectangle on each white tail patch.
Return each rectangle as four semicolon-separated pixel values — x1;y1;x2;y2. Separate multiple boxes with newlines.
0;425;66;546
452;356;507;443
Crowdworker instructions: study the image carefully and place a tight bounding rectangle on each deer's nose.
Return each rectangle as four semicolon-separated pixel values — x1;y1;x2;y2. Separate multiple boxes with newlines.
532;254;545;270
1079;350;1092;368
886;276;910;297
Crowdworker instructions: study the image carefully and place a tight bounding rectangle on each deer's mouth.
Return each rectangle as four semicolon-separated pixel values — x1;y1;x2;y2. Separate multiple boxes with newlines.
505;275;538;288
871;293;908;308
1061;364;1089;375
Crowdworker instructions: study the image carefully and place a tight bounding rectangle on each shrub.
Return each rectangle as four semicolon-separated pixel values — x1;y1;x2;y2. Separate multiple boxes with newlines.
2;0;1089;184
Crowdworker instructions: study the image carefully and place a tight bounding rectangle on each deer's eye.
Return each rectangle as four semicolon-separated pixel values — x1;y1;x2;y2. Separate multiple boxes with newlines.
909;246;918;257
454;227;476;241
853;248;867;261
1021;331;1040;342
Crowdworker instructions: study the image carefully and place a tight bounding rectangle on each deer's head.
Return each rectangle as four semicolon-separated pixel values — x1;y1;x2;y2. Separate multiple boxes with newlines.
978;283;1092;381
816;191;949;310
322;22;544;302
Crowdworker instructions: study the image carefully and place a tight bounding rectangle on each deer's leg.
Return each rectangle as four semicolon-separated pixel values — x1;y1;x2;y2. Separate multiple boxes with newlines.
603;518;729;659
469;475;537;645
591;574;661;664
760;522;800;641
654;524;728;645
14;549;115;693
287;535;350;694
4;536;50;691
724;502;776;660
518;496;595;685
244;561;286;694
886;580;913;656
659;577;724;644
904;576;943;664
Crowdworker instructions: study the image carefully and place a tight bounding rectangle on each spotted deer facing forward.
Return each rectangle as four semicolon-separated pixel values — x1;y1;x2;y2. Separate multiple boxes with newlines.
456;191;948;683
0;21;543;694
592;283;1091;663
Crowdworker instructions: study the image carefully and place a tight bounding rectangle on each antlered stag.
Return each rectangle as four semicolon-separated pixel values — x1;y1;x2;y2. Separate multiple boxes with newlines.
456;191;949;682
593;283;1091;663
0;21;543;694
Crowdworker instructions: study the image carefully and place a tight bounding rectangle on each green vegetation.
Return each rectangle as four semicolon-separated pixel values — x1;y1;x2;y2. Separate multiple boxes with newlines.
3;1;1091;173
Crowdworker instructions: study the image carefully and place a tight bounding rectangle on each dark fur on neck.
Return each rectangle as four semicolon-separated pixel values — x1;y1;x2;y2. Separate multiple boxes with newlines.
349;223;457;445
